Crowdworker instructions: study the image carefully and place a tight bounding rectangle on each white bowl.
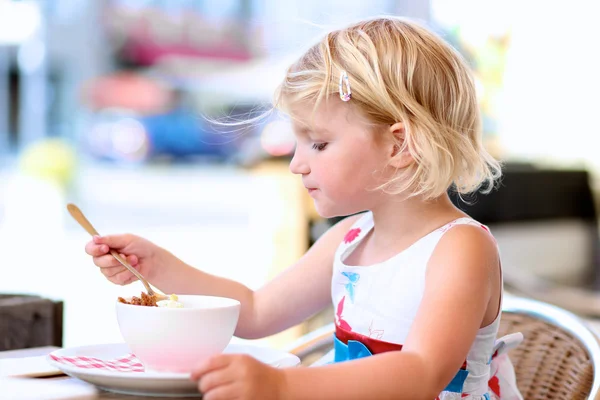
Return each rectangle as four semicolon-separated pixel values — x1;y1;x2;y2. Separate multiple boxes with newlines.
116;295;240;373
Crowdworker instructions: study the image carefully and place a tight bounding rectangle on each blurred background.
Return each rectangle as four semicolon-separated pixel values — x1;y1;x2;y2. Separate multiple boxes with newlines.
1;0;600;351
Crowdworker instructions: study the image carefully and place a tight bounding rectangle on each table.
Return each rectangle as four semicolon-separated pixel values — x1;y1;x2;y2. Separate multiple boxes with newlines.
0;347;202;399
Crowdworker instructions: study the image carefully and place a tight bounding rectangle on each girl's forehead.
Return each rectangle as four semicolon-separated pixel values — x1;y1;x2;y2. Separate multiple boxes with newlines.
292;123;332;137
289;100;355;129
290;117;332;138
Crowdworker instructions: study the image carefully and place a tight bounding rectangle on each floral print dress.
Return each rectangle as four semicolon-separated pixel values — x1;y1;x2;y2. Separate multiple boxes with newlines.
329;212;523;400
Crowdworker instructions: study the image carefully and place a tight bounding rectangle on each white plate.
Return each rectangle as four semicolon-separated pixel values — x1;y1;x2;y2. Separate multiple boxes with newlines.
47;343;300;398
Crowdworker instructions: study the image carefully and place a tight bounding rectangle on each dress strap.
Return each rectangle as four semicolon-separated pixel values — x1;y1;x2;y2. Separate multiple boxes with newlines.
338;212;374;249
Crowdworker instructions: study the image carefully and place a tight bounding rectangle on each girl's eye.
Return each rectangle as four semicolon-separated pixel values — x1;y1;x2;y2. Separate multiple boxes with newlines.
312;143;328;151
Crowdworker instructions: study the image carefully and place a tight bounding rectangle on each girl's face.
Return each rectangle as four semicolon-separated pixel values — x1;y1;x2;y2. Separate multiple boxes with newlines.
289;100;393;218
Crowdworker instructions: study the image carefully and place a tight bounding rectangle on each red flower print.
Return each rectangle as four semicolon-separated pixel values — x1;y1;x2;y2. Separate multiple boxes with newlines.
488;375;501;396
336;296;352;331
344;228;361;244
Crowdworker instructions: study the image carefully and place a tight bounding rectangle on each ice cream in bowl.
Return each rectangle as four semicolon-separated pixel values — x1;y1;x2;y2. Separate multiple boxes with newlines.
157;294;184;308
116;293;241;373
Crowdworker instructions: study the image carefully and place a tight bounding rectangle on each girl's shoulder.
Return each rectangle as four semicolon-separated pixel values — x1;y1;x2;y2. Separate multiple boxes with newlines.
427;218;500;280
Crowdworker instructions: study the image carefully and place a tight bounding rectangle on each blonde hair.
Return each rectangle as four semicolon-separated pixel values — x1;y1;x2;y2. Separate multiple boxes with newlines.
274;17;501;199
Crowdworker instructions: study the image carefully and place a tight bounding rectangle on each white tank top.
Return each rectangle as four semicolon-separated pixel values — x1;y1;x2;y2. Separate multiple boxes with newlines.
330;212;521;399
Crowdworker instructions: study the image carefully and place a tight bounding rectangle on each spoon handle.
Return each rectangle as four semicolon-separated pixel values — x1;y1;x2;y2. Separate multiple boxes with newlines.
108;249;153;293
66;203;156;296
66;203;100;236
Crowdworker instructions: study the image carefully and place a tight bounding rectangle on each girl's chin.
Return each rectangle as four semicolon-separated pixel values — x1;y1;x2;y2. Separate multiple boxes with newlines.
313;201;360;219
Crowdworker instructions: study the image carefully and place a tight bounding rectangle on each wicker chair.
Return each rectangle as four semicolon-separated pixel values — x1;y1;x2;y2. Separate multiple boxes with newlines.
286;296;600;399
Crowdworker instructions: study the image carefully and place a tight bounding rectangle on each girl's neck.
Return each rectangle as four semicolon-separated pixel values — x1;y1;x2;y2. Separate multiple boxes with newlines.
368;193;467;251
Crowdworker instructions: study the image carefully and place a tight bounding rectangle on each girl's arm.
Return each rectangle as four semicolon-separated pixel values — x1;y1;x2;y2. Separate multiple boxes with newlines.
151;214;363;339
281;224;500;400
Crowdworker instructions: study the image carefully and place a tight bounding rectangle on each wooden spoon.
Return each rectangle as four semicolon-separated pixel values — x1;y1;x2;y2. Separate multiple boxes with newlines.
66;203;166;300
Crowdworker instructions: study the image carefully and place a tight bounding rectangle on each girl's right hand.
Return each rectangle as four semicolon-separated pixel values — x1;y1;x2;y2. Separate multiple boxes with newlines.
84;234;161;286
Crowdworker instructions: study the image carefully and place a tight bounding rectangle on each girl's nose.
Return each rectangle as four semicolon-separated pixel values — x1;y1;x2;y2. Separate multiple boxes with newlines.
289;148;310;175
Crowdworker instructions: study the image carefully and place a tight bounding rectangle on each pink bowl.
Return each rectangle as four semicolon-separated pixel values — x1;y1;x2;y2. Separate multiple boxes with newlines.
116;295;240;373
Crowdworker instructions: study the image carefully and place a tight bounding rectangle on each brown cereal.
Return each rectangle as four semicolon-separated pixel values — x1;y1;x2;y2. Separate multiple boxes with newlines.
140;292;158;307
118;292;158;307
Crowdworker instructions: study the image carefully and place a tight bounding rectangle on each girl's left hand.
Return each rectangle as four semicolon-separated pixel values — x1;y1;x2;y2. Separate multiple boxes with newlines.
191;354;287;400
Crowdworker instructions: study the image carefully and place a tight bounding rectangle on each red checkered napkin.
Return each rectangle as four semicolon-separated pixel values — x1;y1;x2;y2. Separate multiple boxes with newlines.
49;353;144;372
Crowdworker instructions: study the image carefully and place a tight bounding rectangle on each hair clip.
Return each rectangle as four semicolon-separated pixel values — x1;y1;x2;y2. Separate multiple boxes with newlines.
339;70;352;102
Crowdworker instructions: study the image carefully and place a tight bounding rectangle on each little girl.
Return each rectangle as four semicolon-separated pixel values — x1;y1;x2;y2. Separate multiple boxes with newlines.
85;17;523;400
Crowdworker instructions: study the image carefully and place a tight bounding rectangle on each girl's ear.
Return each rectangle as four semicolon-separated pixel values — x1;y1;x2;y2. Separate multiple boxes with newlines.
388;122;414;169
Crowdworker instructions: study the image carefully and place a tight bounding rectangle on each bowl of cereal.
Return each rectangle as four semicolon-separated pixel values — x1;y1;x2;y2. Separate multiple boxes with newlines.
116;293;240;373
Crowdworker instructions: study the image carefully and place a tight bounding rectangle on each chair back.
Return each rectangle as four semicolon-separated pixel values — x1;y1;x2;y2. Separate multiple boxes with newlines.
500;296;600;399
